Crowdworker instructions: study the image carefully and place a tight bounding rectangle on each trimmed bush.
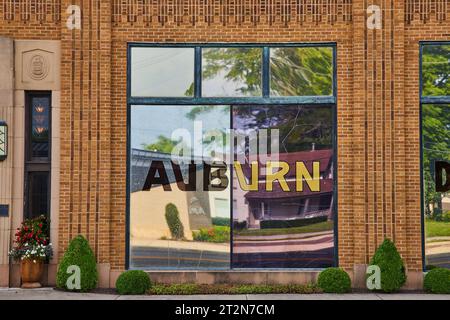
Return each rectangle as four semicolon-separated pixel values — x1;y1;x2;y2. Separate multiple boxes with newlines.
56;235;98;292
116;270;152;295
165;203;184;240
424;268;450;294
369;239;406;293
260;216;327;229
212;217;230;227
317;268;352;293
233;220;247;231
148;283;321;295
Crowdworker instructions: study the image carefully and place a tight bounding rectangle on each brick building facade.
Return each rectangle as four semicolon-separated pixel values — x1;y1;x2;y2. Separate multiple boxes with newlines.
0;0;449;289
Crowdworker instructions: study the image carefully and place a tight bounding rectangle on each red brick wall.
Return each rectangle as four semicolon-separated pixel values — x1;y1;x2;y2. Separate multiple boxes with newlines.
1;0;449;274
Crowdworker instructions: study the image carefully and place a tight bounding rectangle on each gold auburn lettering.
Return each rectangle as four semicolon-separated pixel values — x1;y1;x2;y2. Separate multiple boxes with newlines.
234;161;321;192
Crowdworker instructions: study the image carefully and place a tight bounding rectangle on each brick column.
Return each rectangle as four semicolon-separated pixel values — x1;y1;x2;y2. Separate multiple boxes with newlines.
59;1;112;279
351;0;414;286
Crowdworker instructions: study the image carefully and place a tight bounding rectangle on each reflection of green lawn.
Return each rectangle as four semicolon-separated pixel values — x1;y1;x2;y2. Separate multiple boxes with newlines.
234;221;334;237
426;219;450;238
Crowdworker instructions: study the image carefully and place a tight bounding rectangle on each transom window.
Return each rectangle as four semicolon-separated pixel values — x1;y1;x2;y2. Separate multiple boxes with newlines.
129;44;335;103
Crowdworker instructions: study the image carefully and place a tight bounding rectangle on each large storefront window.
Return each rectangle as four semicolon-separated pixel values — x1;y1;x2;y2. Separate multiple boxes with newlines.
128;44;337;270
421;42;450;270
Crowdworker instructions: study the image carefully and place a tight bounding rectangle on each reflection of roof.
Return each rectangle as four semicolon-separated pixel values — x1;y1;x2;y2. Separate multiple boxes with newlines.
130;148;211;193
241;149;333;180
244;179;334;200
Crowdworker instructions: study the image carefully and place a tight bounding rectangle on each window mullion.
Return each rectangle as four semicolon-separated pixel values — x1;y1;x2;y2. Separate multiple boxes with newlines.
195;46;202;98
262;47;270;98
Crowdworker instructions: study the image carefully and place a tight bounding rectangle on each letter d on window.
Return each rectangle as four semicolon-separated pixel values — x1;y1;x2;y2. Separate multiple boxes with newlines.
436;161;450;193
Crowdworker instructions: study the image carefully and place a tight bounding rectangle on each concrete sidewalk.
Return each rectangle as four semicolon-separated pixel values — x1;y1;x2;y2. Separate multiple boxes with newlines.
0;288;449;300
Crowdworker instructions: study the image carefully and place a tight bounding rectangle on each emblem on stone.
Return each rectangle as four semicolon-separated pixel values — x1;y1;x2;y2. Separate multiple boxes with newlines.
28;55;49;80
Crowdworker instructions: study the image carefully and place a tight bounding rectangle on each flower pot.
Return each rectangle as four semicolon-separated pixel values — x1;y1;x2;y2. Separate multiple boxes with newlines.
21;259;44;289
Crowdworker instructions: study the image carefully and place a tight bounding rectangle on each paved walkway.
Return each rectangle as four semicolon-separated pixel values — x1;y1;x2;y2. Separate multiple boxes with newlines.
0;288;449;300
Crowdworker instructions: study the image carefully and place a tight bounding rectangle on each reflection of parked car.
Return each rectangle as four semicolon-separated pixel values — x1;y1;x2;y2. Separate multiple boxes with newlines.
238;149;334;229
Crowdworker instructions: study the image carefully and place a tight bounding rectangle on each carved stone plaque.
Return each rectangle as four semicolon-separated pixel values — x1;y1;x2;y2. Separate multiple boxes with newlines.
15;40;60;90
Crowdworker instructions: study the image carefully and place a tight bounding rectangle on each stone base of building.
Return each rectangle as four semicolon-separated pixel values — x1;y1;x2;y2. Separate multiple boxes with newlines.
1;263;424;291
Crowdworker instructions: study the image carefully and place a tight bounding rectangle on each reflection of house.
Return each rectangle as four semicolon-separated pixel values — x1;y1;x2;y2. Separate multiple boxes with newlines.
130;149;230;240
443;196;450;211
235;149;334;229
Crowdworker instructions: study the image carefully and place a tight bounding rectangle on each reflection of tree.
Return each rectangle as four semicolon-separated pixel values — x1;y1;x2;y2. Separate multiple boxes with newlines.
203;48;262;96
422;45;450;96
233;105;332;153
423;104;450;217
270;47;333;96
422;45;450;218
142;106;230;155
143;135;181;153
200;47;333;96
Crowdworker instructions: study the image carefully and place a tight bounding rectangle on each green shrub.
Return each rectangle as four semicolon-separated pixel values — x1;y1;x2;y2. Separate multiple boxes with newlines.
317;268;351;293
165;203;184;240
192;226;230;243
442;211;450;222
233;220;247;230
424;268;450;294
56;235;98;292
369;239;406;293
426;265;437;271
260;216;327;229
212;217;230;226
116;270;152;295
148;283;321;295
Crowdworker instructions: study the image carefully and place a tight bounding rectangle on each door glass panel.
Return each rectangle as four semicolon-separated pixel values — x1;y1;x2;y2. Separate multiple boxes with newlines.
27;171;49;219
31;96;50;159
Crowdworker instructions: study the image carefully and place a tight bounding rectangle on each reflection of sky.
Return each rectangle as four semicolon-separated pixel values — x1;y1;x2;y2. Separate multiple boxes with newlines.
131;105;230;156
131;48;194;97
131;47;262;98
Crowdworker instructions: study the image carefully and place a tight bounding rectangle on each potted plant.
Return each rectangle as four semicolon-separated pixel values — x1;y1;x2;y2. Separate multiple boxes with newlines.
9;215;53;288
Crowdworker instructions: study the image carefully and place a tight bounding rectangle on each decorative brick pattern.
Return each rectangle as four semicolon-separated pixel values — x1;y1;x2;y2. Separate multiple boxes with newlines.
405;0;450;24
111;0;353;26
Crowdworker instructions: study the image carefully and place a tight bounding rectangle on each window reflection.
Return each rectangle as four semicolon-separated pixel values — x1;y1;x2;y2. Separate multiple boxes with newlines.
131;48;195;97
422;45;450;97
232;105;335;268
202;48;262;97
270;47;333;96
422;104;450;269
129;105;231;270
